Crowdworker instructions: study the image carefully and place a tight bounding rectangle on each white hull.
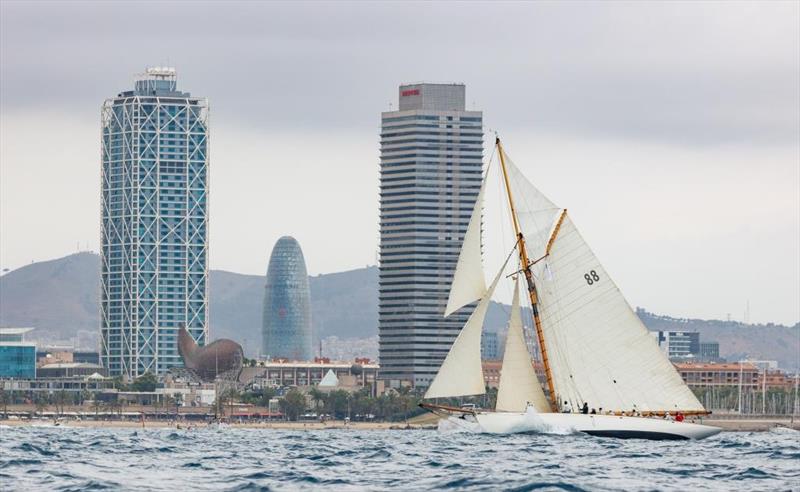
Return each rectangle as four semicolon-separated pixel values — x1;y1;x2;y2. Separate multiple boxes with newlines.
461;410;721;440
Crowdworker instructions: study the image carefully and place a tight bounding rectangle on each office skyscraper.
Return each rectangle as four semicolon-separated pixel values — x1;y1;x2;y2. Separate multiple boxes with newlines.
379;83;484;386
100;68;209;378
262;236;313;360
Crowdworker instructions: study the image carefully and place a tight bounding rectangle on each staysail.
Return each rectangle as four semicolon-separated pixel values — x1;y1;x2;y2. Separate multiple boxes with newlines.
425;256;509;399
495;278;551;413
444;176;486;317
502;151;561;256
533;214;705;413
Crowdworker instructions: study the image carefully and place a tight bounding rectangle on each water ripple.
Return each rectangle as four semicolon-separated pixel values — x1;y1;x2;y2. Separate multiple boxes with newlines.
1;426;798;491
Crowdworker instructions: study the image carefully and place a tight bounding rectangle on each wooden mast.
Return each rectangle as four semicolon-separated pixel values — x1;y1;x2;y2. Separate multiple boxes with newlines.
495;137;558;412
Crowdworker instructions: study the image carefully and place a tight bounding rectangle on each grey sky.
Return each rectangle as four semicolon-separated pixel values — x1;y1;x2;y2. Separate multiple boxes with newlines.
1;1;798;324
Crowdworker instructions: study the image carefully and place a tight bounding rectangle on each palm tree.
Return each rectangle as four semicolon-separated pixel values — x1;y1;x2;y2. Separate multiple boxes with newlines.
92;398;103;420
34;397;47;418
309;387;326;414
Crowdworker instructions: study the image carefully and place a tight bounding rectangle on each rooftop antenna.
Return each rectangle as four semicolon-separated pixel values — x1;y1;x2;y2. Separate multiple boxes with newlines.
744;300;750;324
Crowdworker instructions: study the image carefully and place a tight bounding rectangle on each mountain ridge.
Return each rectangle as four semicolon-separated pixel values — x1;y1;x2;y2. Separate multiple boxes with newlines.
1;253;797;369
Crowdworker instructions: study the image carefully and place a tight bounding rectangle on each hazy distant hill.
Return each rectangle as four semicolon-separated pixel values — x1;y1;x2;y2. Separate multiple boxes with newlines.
636;309;799;370
1;253;797;368
0;253;100;338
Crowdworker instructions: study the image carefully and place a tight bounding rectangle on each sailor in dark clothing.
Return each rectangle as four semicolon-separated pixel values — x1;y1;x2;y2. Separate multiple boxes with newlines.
581;402;589;414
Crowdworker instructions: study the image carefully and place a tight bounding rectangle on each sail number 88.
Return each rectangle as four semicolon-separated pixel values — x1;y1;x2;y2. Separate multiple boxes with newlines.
584;270;600;285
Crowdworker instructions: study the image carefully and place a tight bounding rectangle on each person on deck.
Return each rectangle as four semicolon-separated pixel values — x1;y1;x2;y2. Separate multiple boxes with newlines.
562;401;572;413
581;402;589;414
676;412;685;422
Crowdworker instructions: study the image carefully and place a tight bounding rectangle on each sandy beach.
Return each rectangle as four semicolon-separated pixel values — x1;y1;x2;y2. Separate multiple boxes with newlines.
0;418;427;430
2;415;797;432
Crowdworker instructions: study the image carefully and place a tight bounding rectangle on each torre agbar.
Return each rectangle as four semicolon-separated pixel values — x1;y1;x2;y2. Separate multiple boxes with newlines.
262;236;313;361
100;68;209;378
379;83;484;387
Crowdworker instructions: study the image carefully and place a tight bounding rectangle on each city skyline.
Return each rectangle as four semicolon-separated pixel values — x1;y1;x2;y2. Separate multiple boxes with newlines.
1;1;798;326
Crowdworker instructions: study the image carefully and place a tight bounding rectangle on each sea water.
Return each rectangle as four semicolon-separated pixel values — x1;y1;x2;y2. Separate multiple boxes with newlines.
1;425;798;491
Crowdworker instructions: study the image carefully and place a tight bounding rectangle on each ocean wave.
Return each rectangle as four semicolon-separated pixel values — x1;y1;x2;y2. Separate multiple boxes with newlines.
0;427;797;491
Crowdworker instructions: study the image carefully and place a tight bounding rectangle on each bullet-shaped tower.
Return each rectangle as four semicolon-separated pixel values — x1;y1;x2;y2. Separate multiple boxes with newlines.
262;236;313;360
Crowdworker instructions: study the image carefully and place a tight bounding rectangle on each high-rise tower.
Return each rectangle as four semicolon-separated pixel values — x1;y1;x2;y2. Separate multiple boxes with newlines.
100;67;209;378
379;83;484;387
262;236;313;360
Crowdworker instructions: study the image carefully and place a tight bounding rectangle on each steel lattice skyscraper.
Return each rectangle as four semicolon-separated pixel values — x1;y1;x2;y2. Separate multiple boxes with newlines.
262;236;313;360
379;83;484;387
100;68;209;378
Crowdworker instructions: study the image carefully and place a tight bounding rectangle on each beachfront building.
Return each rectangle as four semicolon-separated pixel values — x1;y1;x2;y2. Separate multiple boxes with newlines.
378;83;484;387
240;358;379;391
0;328;36;379
100;67;209;378
262;236;313;360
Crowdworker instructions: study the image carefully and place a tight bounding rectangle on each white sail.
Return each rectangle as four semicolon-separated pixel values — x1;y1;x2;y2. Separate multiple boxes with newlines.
534;214;705;413
425;257;508;399
444;177;486;317
502;149;561;257
496;278;551;413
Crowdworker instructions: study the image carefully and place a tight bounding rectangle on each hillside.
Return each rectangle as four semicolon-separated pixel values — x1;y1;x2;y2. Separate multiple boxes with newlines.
637;309;799;369
1;253;797;368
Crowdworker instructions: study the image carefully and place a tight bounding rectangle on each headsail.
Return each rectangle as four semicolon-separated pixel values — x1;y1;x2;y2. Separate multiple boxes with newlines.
501;149;561;258
444;176;486;317
496;278;551;413
533;214;705;413
425;255;509;399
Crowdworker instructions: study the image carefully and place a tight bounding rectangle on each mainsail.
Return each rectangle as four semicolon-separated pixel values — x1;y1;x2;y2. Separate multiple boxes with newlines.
533;215;705;413
444;177;486;317
495;279;550;413
424;257;509;399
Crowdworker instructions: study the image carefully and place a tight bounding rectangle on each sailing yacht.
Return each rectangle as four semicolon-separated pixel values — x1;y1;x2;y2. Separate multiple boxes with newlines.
420;138;721;441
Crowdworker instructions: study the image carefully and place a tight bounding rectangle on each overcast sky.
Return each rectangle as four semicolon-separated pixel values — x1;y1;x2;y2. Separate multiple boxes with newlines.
1;1;798;325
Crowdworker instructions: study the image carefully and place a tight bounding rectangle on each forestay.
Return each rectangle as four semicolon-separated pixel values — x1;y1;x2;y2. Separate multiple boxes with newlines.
425;256;510;399
533;215;705;413
496;278;551;413
444;176;487;317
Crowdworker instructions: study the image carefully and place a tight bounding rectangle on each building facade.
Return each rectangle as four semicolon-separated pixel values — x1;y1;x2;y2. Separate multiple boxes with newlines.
240;359;379;389
0;328;36;379
379;83;483;387
699;342;720;361
481;331;500;360
262;236;313;360
653;331;701;359
100;67;209;378
673;362;760;388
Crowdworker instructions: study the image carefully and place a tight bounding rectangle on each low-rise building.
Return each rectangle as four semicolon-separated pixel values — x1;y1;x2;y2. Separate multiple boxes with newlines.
698;342;720;361
0;327;36;379
37;363;107;378
482;360;546;389
1;373;113;395
241;358;379;392
673;362;760;388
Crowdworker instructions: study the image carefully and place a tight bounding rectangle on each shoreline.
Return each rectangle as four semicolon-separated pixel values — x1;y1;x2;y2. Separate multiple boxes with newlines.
2;418;797;432
0;419;425;430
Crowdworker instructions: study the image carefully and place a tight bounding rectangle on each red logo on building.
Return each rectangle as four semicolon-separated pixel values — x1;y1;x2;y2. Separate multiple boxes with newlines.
401;89;420;97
